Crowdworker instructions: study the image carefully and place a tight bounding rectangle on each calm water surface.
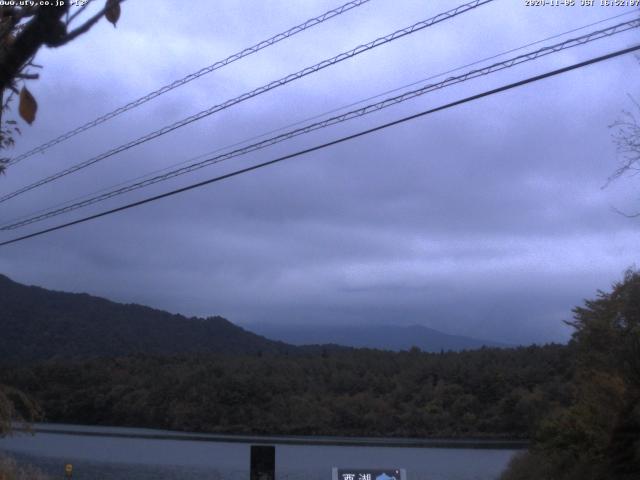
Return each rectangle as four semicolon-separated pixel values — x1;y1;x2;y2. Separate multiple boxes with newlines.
0;424;519;480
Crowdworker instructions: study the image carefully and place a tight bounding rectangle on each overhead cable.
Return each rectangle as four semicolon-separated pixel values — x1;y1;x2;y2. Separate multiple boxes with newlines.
1;43;637;247
7;0;373;166
12;7;631;228
0;0;494;204
3;18;638;230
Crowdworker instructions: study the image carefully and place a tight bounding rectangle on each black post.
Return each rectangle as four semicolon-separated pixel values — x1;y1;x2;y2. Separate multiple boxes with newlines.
250;445;275;480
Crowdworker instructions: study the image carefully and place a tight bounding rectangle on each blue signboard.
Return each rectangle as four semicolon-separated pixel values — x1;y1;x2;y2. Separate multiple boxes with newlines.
332;468;407;480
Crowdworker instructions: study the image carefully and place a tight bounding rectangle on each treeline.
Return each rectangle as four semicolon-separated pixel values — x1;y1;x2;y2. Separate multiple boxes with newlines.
501;270;640;480
5;273;637;477
1;344;572;438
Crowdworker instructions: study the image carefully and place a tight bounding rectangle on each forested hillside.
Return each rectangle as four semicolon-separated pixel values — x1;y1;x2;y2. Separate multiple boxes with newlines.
1;344;572;438
0;274;294;362
501;270;640;480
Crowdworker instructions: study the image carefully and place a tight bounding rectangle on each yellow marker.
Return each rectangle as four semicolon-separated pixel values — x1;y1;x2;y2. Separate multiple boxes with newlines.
65;463;73;477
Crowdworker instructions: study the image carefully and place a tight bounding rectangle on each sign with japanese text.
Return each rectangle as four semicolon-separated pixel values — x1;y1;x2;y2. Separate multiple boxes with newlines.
332;468;406;480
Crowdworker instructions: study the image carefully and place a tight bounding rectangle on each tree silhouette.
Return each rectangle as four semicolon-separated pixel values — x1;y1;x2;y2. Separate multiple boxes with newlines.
0;0;123;174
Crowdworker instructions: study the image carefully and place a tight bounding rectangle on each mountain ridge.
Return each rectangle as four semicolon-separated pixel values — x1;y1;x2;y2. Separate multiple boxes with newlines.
0;274;506;363
0;274;294;363
246;322;509;352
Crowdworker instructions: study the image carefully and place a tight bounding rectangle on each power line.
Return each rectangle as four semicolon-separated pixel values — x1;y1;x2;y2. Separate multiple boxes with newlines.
301;9;639;126
6;0;373;167
7;8;632;230
0;0;494;205
8;8;634;231
1;43;637;248
4;18;638;231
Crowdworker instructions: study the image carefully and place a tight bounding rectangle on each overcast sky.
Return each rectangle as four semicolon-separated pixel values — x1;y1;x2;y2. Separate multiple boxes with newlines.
0;0;639;344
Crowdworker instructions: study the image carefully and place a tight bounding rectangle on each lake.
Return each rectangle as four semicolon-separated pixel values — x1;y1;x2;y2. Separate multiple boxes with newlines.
0;424;522;480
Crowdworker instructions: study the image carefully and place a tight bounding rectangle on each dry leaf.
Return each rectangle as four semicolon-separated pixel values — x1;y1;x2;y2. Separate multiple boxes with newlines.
18;87;37;125
105;0;121;27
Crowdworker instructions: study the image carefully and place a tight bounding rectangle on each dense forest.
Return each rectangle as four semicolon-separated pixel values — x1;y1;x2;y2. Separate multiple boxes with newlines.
501;270;640;480
1;344;571;438
1;271;638;479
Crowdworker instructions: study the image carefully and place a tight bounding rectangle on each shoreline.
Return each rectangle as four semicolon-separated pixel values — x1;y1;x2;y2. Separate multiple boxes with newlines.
15;424;529;450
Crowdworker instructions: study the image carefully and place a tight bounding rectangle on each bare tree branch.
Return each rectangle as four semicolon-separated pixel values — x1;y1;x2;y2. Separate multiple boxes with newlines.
67;0;94;26
52;6;104;46
606;95;640;187
610;205;640;218
53;0;124;47
14;72;38;80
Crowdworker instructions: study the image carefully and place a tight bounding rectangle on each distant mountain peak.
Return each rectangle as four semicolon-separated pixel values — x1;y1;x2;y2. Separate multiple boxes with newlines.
245;322;509;352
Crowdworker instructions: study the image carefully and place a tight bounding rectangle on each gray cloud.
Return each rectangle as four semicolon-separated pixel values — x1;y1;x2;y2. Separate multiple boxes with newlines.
1;0;639;345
